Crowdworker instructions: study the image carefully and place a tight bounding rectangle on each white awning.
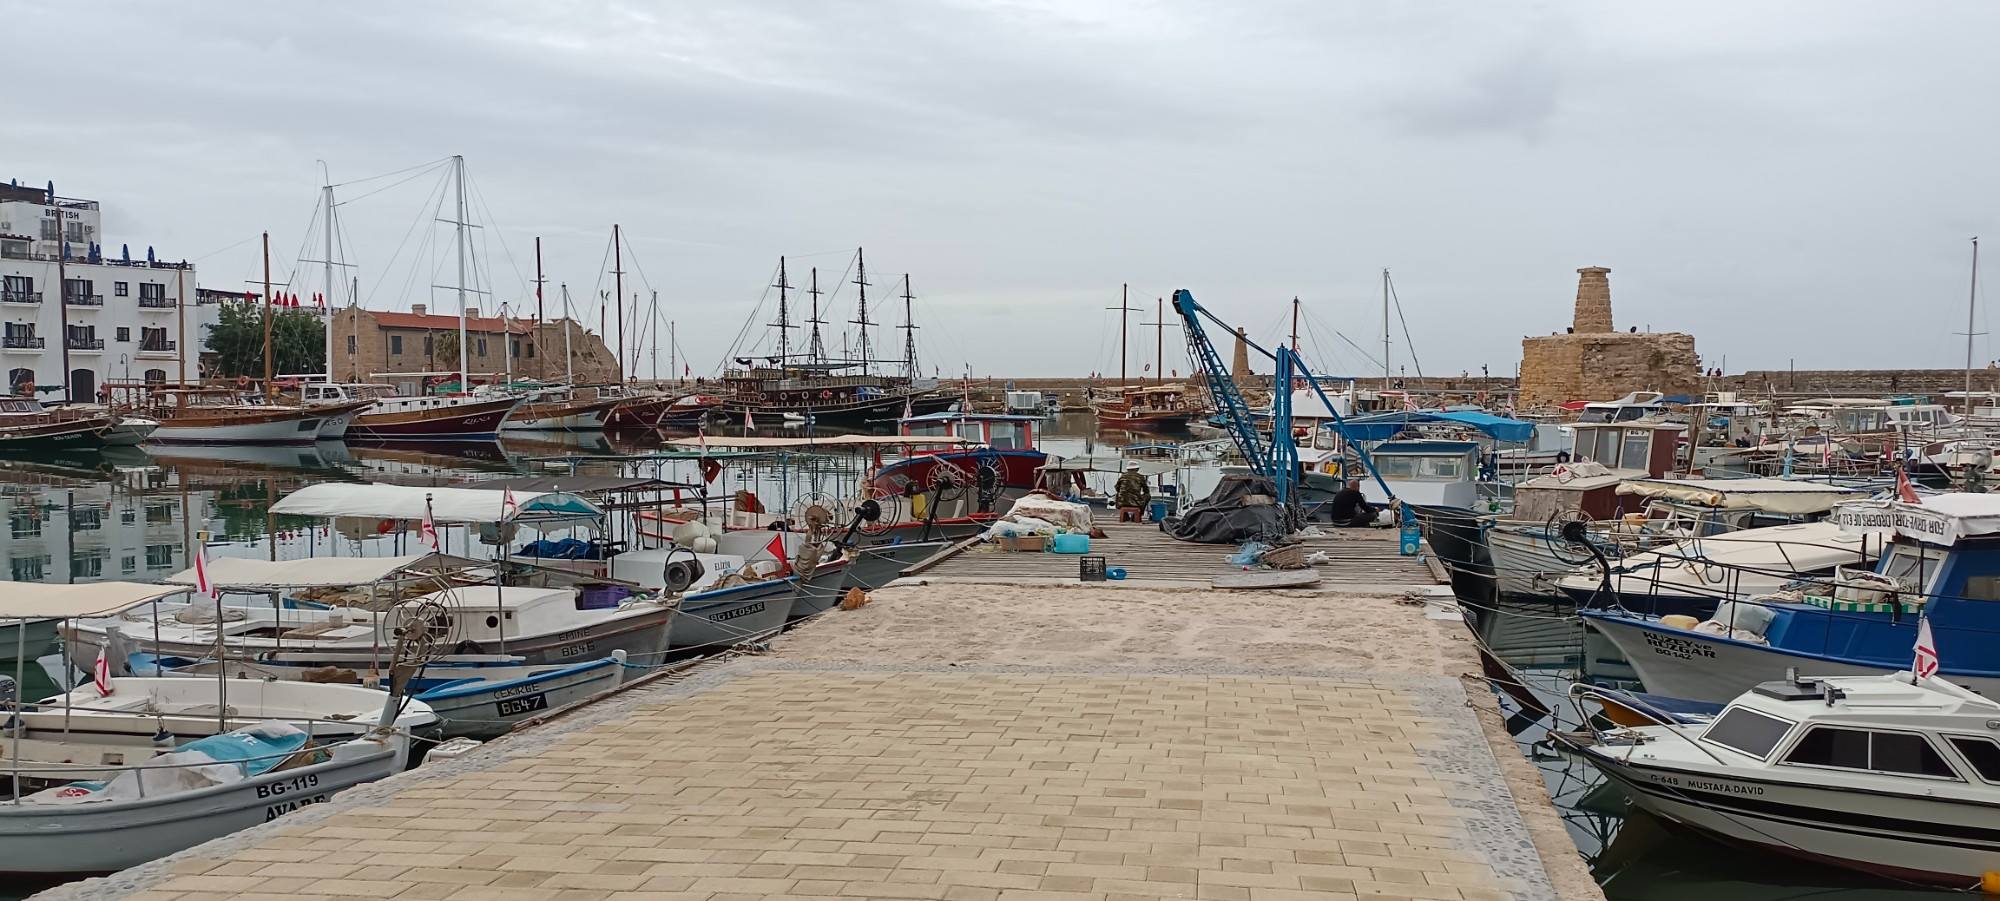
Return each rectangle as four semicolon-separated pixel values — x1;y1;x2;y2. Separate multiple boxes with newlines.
0;582;189;620
1834;495;2000;546
270;484;603;524
162;553;468;591
1617;478;1866;515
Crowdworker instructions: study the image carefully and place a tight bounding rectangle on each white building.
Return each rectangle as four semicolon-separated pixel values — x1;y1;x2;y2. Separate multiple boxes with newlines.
0;179;217;400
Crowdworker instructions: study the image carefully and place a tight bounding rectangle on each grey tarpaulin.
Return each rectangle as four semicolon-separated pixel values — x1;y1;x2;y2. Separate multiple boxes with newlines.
1162;475;1289;544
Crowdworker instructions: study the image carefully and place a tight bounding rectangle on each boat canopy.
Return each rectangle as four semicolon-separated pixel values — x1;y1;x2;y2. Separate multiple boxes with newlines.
271;483;603;525
1833;494;2000;546
1617;478;1867;515
163;552;475;591
1337;411;1536;443
0;581;188;619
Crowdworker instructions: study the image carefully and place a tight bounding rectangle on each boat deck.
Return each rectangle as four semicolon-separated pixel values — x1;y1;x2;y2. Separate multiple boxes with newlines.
904;522;1441;594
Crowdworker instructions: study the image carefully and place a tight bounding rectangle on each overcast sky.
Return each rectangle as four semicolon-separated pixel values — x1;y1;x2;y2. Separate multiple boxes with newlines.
13;1;1999;379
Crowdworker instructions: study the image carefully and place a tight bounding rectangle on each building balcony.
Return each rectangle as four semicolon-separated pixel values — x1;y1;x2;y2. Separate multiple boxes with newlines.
1;291;41;304
65;294;104;306
2;336;45;350
66;337;105;351
137;341;176;357
137;296;176;309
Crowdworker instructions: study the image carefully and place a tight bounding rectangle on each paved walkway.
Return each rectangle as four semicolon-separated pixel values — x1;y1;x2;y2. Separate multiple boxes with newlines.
54;661;1556;901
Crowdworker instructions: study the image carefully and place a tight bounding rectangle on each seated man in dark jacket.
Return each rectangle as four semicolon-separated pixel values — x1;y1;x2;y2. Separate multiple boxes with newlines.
1328;479;1380;527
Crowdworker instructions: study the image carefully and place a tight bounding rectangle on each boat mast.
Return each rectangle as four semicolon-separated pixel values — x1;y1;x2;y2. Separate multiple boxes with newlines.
502;300;513;385
771;257;793;364
262;231;273;388
1967;237;1982;417
899;274;919;380
1108;283;1137;384
649;290;660;381
612;224;624;384
806;267;826;366
534;236;545;322
175;267;187;384
1157;296;1165;385
1381;268;1391;389
560;284;575;385
452;155;469;394
851;248;873;374
322;176;335;382
1290;296;1300;352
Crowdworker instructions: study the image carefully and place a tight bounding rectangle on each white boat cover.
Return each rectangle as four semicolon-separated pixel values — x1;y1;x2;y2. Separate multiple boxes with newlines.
1617;478;1866;514
162;553;470;591
1833;494;2000;546
0;581;189;620
270;484;602;525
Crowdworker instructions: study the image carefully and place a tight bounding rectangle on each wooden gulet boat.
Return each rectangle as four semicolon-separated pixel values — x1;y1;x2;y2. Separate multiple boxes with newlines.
137;387;371;446
303;383;524;440
1091;286;1197;431
503;388;623;431
0;396;115;450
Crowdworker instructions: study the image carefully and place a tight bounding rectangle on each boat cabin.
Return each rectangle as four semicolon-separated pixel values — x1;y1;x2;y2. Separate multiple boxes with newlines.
1109;384;1192;416
1576;391;1673;424
1690;674;2000;781
1366;440;1481;509
898;411;1038;450
1568;419;1682;476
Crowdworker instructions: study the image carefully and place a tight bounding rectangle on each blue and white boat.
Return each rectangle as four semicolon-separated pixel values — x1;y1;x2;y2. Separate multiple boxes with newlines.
1582;494;2000;703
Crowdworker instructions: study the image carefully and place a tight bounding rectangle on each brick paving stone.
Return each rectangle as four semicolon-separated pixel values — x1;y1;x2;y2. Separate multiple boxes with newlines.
34;667;1553;901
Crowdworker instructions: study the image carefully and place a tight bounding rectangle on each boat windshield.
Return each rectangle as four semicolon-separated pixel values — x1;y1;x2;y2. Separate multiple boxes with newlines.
1878;543;1942;594
1374;454;1467;482
1700;706;1794;759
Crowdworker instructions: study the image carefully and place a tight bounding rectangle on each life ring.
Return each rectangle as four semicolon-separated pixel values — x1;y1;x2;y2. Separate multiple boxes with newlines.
236;375;251;389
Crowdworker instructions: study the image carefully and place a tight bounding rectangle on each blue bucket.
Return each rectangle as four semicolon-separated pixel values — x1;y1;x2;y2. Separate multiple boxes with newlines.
1050;533;1091;554
1148;500;1168;522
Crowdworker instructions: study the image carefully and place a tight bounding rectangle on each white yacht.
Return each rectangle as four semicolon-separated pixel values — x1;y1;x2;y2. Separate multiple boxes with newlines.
1559;671;2000;888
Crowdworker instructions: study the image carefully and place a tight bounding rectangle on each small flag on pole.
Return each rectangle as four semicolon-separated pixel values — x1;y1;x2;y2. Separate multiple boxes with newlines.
420;497;439;551
1914;617;1940;680
93;645;114;697
501;487;520;521
764;532;790;576
744;408;756;431
697;427;708;459
903;398;912;421
1898;467;1922;504
192;544;218;602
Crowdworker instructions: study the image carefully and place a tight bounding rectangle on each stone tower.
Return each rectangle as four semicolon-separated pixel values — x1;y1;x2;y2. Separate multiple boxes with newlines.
1572;267;1613;333
1517;267;1699;407
1230;327;1252;383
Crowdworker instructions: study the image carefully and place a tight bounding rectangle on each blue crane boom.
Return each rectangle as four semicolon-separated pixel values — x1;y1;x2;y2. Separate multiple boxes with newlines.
1170;288;1392;507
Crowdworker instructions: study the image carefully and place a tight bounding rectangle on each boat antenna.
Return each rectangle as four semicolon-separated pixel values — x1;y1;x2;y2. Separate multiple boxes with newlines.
612;223;625;382
771;257;794;365
807;267;826;367
899;274;919;380
851;248;873;374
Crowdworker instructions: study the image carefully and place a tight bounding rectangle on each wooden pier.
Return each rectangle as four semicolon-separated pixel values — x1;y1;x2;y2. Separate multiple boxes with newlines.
905;522;1441;593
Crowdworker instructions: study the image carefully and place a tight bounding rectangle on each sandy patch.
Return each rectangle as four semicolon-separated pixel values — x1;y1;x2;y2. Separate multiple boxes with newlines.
775;582;1469;675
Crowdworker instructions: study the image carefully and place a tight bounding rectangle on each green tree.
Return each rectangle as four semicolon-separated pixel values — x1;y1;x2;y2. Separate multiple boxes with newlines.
204;301;325;379
432;330;459;370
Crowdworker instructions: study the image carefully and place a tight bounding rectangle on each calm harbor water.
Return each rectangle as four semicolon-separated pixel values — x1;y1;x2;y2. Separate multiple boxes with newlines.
1;422;1950;898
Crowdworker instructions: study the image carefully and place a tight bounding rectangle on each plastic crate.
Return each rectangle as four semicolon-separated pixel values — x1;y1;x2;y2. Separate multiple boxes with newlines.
1079;555;1108;582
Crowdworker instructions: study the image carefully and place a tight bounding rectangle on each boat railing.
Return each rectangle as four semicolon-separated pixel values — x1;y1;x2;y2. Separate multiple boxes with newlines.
1;715;384;802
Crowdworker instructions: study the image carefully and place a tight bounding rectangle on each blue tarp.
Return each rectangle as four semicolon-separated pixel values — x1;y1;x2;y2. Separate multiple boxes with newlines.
1331;410;1536;443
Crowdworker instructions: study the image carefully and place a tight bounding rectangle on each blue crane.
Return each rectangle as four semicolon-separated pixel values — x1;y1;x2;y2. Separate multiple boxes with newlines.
1170;289;1391;509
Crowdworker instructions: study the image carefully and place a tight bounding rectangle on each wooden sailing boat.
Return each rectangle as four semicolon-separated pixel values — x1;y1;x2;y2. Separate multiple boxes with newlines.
1090;284;1195;430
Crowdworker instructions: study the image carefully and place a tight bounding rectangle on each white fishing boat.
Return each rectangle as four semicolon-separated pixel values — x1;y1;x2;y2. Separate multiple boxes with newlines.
0;580;414;875
25;676;437;743
1556;670;2000;888
1552;520;1876;620
173;654;625;740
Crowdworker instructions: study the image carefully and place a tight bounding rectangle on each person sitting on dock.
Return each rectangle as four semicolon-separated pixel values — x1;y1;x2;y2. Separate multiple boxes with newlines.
1115;462;1150;523
1329;479;1380;528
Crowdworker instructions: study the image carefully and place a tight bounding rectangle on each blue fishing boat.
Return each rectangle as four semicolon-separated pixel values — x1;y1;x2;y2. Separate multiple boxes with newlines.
1582;494;2000;703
